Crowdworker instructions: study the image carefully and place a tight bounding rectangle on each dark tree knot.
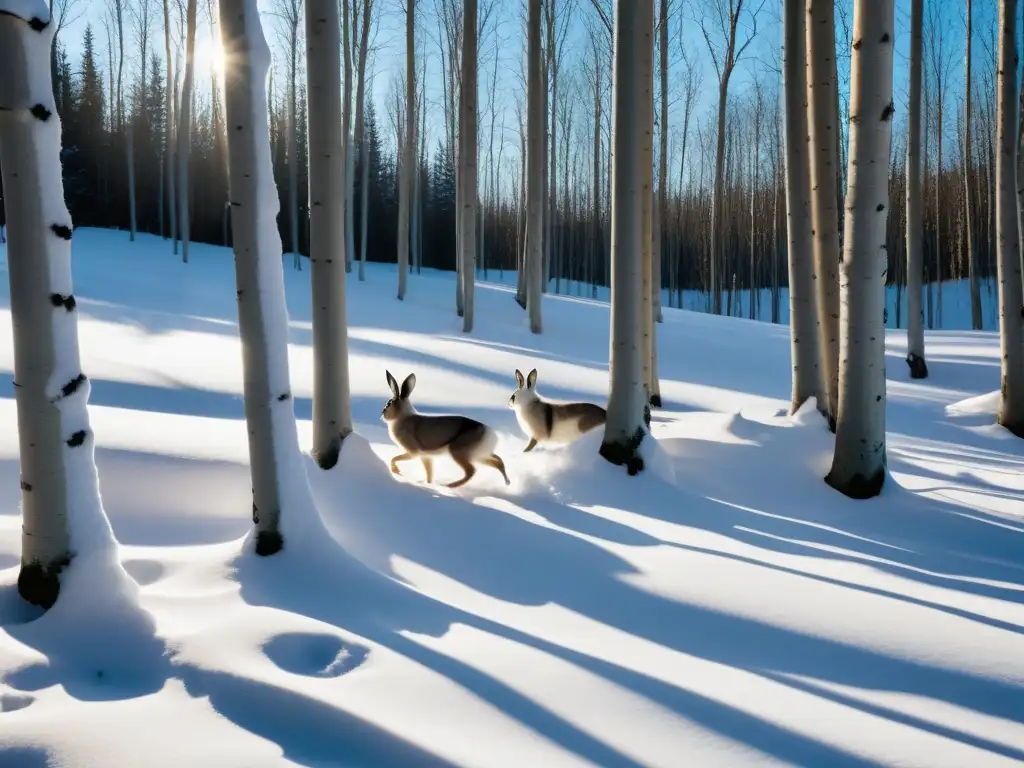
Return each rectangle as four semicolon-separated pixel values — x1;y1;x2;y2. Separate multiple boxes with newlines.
30;104;52;121
66;430;87;447
880;32;890;43
20;478;32;492
276;392;290;402
50;293;76;311
27;16;48;32
880;102;895;121
876;203;885;212
57;373;87;400
50;224;72;240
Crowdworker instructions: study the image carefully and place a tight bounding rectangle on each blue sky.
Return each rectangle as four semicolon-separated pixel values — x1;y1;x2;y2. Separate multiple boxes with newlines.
61;0;1013;190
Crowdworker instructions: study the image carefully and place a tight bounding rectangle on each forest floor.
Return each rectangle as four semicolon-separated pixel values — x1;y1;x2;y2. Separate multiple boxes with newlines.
0;228;1021;767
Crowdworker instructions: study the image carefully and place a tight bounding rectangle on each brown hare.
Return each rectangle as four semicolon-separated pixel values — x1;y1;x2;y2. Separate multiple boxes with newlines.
381;370;510;488
508;368;607;452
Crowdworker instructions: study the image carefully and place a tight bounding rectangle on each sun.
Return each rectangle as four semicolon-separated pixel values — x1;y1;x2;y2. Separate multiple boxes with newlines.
194;35;227;77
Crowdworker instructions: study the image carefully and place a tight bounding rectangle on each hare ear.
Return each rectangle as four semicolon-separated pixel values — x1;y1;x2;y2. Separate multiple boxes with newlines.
386;370;399;398
400;373;417;399
527;369;538;389
515;369;525;388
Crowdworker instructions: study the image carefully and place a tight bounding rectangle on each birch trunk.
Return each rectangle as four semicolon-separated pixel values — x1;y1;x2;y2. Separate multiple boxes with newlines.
997;0;1024;436
162;0;176;245
219;0;301;553
353;0;370;280
459;0;477;330
287;18;299;269
601;0;650;476
0;5;82;608
905;0;927;378
656;0;668;326
397;0;415;298
783;0;819;413
341;0;353;272
127;119;137;240
640;1;657;408
526;0;543;333
964;0;983;330
805;0;841;429
177;0;197;264
826;0;895;499
307;0;353;469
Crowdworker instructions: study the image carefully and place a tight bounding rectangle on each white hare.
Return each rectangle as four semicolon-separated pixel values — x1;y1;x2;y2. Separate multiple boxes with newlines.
381;370;510;488
508;368;607;452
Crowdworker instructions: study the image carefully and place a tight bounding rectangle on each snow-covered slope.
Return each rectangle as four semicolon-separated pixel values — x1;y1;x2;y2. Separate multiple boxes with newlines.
0;229;1021;767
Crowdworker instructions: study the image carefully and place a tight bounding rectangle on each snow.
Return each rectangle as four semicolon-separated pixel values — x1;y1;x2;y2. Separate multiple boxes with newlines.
0;227;1022;766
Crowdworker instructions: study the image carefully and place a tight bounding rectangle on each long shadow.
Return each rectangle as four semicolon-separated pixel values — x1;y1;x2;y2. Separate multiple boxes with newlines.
294;438;1024;761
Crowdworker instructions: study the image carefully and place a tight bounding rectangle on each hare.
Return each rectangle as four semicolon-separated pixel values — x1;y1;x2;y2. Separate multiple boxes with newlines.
508;368;607;452
381;370;510;488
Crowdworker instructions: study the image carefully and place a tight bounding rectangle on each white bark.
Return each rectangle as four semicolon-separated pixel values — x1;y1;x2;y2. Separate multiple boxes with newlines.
459;0;477;331
341;0;353;273
997;0;1024;437
219;0;297;553
307;0;353;468
397;0;415;299
353;0;371;281
964;0;983;330
162;0;176;245
640;1;656;406
600;0;650;475
783;0;819;412
286;4;300;269
905;0;927;378
177;0;197;263
805;0;841;428
526;0;543;333
0;3;110;607
825;0;894;499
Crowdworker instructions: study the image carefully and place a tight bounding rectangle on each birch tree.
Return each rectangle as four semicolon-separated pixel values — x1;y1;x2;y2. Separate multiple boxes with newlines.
459;0;478;330
963;0;983;330
996;0;1024;437
826;0;895;500
805;0;840;428
272;0;302;269
697;0;763;315
176;0;197;263
526;0;543;333
353;0;373;279
905;0;927;378
0;1;111;607
640;1;657;406
396;0;415;299
219;0;312;553
162;0;176;246
783;0;818;412
601;0;650;476
307;0;353;468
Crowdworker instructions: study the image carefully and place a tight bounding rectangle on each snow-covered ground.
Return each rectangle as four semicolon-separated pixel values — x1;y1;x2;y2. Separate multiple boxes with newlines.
0;228;1022;767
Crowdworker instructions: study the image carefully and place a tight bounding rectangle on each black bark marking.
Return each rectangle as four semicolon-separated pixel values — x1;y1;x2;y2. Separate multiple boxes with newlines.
27;16;48;32
852;38;862;50
66;430;87;447
881;102;895;121
30;104;52;121
20;478;32;492
50;293;77;311
880;33;890;43
876;204;885;212
252;502;259;524
59;373;87;399
276;392;290;402
50;224;72;240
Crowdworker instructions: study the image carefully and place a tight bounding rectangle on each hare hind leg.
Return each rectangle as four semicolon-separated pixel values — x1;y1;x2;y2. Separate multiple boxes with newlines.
446;455;477;488
421;457;434;484
483;454;510;485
